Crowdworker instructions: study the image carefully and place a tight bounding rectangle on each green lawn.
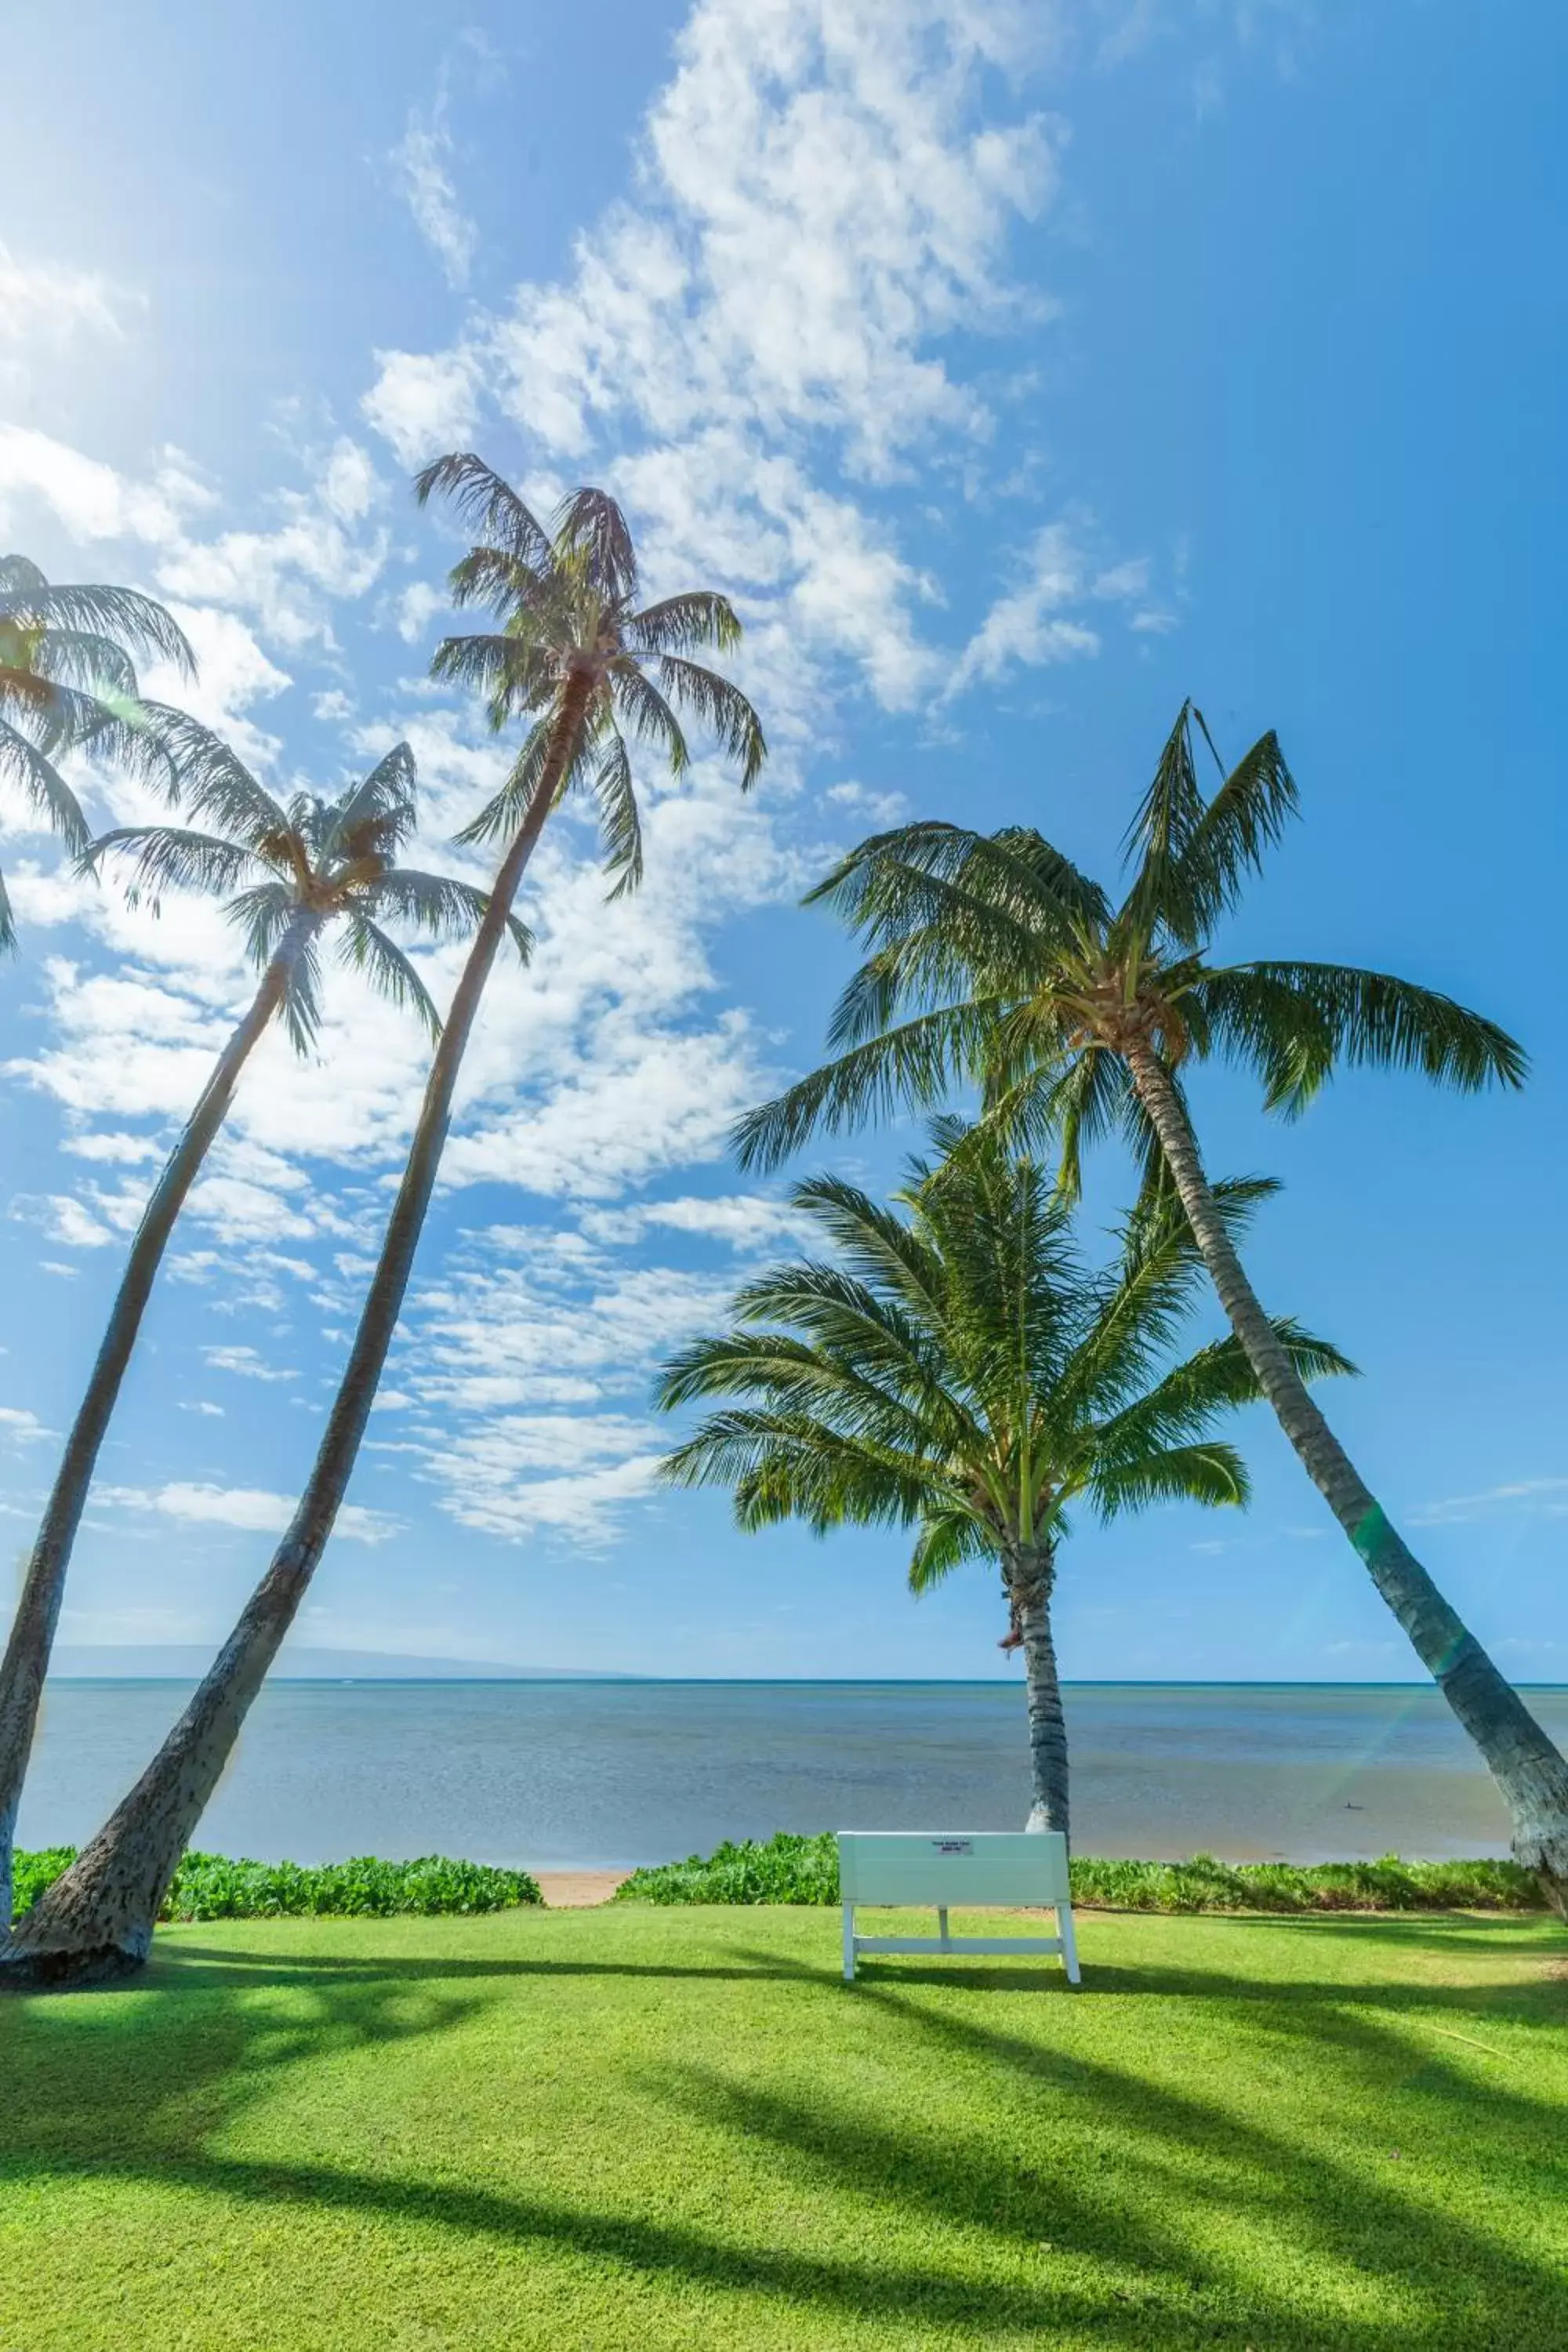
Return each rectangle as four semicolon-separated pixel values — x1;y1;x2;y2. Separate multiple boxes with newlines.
1;1905;1563;2350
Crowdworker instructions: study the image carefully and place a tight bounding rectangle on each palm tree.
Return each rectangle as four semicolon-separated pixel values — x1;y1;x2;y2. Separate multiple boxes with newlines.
0;717;516;1927
3;466;767;1985
659;1123;1350;1837
0;554;194;946
732;705;1568;1910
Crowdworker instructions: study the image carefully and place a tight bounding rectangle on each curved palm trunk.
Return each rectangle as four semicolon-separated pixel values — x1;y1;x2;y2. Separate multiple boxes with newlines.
1011;1546;1069;1838
0;911;316;1929
1123;1035;1568;1914
2;683;591;1987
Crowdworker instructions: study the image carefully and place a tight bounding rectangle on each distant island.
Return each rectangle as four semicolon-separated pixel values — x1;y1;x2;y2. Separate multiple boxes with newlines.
49;1646;627;1682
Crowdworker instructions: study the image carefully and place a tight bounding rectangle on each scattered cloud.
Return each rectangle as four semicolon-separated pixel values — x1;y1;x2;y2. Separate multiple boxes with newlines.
390;100;478;289
99;1482;397;1544
949;514;1160;695
202;1345;301;1382
0;245;136;350
0;1406;50;1444
1410;1478;1568;1528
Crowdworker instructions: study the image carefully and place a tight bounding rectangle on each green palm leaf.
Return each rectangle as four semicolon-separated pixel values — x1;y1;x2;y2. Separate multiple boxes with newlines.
337;913;442;1042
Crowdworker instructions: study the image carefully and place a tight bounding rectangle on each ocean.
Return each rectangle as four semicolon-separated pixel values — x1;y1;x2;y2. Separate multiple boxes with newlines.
20;1679;1568;1870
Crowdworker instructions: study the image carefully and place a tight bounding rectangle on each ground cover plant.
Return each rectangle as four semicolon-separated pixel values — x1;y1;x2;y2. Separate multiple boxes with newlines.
618;1830;1545;1912
0;1904;1563;2350
11;1849;539;1923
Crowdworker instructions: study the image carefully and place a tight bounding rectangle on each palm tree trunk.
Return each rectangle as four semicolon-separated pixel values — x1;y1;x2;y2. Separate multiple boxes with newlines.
0;910;316;1931
1011;1547;1069;1838
1;683;592;1987
1123;1034;1568;1914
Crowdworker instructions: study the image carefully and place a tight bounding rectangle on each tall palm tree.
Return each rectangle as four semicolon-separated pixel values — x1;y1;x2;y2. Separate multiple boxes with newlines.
0;554;194;947
732;706;1568;1909
4;466;768;1985
659;1123;1350;1837
0;717;516;1926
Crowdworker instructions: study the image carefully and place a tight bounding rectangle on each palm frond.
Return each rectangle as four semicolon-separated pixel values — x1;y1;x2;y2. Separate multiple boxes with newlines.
659;1410;943;1537
365;868;531;960
337;913;442;1041
446;546;543;615
22;580;194;677
29;629;140;699
1120;701;1206;924
1090;1440;1250;1520
142;706;291;841
655;657;765;788
807;822;1108;956
414;456;553;573
732;998;1004;1172
429;632;559;728
454;715;586;849
590;729;644;898
321;742;418;861
0;860;14;955
554;488;638;602
1156;730;1298;944
1194;960;1526;1112
278;931;325;1057
81;825;263;910
608;662;689;776
0;717;90;853
908;1510;993;1591
226;880;302;972
625;591;742;657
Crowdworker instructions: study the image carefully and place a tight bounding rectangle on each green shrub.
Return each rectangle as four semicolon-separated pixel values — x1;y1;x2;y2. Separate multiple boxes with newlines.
615;1833;1544;1912
11;1849;541;1926
617;1831;841;1906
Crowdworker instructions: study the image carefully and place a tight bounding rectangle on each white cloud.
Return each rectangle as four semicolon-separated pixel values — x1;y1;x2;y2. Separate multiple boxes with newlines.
579;1193;817;1250
100;1482;397;1544
0;1406;50;1444
0;425;212;547
9;1192;115;1249
0;245;134;349
825;779;909;826
364;0;1082;719
154;437;390;648
202;1345;300;1382
949;518;1102;693
361;349;480;468
1410;1479;1568;1528
391;103;478;289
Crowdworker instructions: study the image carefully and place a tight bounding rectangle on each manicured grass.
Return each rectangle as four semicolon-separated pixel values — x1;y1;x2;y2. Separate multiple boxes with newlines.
2;1905;1564;2349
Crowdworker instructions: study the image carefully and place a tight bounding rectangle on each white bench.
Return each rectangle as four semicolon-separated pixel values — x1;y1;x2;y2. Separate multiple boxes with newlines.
837;1831;1080;1984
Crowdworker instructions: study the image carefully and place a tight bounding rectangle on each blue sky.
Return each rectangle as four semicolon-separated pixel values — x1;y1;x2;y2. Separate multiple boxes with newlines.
1;0;1563;1680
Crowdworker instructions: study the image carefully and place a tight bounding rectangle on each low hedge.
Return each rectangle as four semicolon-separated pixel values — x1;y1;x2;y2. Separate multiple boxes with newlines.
615;1831;1545;1912
11;1849;541;1925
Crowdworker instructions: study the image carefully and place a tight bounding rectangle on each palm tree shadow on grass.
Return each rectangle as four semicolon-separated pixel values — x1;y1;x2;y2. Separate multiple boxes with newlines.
659;1963;1568;2347
2;1931;1563;2350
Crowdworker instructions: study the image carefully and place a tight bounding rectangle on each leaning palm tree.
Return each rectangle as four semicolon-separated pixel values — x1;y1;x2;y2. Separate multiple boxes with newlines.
733;705;1568;1909
4;464;767;1984
659;1123;1350;1838
0;716;517;1926
0;553;194;946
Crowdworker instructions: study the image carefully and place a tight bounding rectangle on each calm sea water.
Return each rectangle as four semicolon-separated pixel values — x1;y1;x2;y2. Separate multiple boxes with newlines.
20;1679;1568;1869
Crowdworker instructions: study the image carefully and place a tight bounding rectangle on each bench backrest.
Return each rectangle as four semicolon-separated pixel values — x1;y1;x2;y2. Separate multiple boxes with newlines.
837;1831;1070;1908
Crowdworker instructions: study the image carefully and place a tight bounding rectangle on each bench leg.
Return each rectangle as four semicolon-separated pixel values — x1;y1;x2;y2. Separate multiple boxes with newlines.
842;1903;856;1982
1058;1903;1081;1986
